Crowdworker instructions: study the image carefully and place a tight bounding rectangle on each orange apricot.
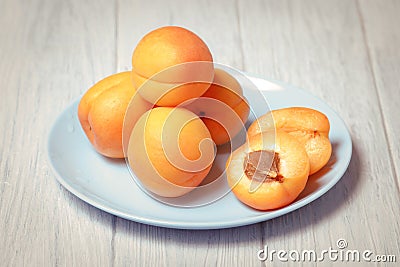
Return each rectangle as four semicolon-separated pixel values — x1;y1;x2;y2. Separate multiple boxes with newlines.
226;130;310;210
248;107;332;175
127;107;215;197
183;69;250;145
131;26;214;106
78;72;152;158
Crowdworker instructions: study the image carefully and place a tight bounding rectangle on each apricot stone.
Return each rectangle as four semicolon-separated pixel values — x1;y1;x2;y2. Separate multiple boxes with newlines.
226;130;310;210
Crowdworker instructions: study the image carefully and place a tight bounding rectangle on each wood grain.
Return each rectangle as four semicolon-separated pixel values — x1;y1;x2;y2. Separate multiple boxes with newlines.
0;0;116;265
117;0;244;70
358;0;400;190
238;0;400;266
0;0;399;266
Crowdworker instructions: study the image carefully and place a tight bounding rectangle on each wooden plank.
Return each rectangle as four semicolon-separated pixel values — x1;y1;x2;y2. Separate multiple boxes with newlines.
0;0;116;265
117;0;244;70
358;0;400;190
237;0;400;265
114;222;262;266
2;0;399;265
114;0;262;266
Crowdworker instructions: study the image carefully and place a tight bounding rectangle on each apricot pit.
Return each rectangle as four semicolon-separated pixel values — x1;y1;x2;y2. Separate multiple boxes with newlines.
226;130;310;210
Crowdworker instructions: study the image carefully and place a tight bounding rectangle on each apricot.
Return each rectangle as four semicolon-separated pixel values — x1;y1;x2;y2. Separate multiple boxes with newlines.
78;71;152;158
226;130;310;210
131;26;214;106
248;107;332;175
183;69;250;145
127;107;215;197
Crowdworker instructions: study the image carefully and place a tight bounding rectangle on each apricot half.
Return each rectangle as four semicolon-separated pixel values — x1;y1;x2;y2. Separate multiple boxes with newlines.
78;71;152;158
248;107;331;175
183;69;250;145
226;130;310;210
131;26;214;106
127;107;215;197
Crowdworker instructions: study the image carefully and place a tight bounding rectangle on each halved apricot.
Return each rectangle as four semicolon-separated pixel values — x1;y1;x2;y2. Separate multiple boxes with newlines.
226;130;310;210
248;107;331;175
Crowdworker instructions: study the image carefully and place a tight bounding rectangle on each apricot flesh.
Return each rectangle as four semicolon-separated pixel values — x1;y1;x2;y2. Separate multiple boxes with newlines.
248;107;331;175
78;72;152;158
127;107;215;197
226;130;310;210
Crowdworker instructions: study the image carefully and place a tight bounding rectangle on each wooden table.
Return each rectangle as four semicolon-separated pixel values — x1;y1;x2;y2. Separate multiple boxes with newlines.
1;0;399;266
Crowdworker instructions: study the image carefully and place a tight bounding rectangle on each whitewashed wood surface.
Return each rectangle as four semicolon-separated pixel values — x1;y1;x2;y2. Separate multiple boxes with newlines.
1;0;399;266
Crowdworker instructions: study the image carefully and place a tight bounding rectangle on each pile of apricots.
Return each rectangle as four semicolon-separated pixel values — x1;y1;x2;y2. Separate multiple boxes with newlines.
78;26;332;210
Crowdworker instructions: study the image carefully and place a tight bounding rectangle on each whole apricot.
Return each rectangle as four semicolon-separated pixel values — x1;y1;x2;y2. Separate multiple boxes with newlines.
78;72;152;158
131;26;214;106
226;130;310;210
183;69;250;145
248;107;331;175
127;107;215;197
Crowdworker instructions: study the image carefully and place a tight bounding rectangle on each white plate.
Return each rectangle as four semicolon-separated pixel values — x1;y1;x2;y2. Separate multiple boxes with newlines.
47;75;352;230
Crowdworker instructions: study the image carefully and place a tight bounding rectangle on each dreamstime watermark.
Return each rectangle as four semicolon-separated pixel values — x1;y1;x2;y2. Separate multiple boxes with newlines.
257;238;397;263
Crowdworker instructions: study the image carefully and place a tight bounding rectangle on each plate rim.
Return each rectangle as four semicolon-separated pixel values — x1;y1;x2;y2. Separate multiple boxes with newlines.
47;74;352;230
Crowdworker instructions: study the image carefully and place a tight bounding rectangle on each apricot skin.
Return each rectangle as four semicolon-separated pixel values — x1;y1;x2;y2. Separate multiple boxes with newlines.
226;130;310;210
127;107;215;197
248;107;332;175
184;69;250;145
131;26;214;107
132;26;213;78
78;72;152;158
